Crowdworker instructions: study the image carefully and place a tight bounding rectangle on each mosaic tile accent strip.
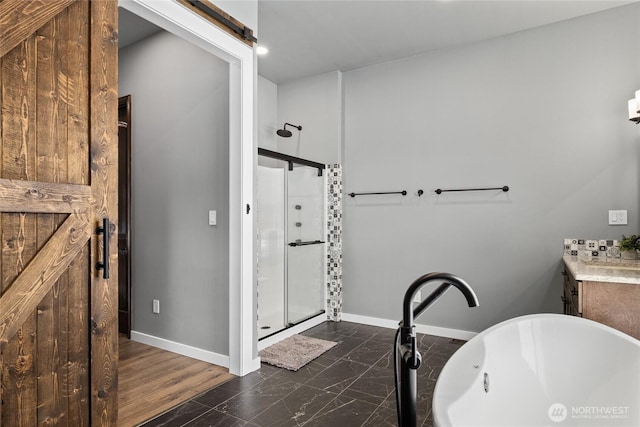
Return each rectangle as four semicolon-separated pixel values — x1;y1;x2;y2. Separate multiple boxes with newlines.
327;164;343;322
563;238;621;258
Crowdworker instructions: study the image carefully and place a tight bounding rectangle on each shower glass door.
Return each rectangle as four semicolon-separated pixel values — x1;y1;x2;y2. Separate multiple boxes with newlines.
286;165;325;325
257;152;326;339
257;162;286;338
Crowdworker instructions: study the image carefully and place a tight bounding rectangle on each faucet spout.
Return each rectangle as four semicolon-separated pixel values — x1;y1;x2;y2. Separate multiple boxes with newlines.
449;276;480;308
402;272;478;329
397;272;479;427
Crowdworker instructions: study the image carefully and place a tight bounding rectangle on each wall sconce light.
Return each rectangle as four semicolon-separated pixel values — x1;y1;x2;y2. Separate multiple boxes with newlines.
629;90;640;123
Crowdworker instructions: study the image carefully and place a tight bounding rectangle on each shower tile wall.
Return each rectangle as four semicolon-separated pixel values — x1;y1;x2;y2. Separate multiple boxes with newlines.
327;165;343;321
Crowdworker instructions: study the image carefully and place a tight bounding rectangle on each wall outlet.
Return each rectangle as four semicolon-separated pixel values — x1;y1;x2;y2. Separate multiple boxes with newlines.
413;290;422;304
208;210;217;226
152;299;160;314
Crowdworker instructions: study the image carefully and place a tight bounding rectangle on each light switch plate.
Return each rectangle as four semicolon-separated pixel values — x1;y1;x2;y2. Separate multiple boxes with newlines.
608;210;628;225
209;210;217;226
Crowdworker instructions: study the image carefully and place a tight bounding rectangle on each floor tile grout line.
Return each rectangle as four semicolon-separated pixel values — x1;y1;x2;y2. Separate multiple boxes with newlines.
359;389;397;427
193;386;243;409
192;372;283;424
180;407;217;427
242;379;311;425
193;385;246;411
298;377;365;424
338;330;410;426
140;321;461;427
299;328;400;424
226;359;347;425
246;346;352;425
299;344;384;425
135;399;211;426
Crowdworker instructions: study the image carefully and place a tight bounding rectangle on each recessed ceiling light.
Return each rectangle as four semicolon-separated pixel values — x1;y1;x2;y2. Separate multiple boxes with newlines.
256;45;269;55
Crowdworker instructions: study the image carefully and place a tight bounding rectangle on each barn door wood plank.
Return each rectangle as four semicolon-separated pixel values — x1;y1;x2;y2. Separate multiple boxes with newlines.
0;179;91;213
35;10;69;425
0;214;91;351
2;2;118;426
0;0;75;58
1;31;39;427
0;27;3;427
66;1;90;190
90;1;119;425
66;1;91;424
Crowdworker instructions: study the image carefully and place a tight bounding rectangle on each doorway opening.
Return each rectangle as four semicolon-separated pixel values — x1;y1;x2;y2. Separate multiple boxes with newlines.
118;0;256;378
118;95;132;338
116;2;255;422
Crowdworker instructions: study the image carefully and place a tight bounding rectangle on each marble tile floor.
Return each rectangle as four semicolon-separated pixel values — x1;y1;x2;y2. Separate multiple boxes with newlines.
140;321;465;427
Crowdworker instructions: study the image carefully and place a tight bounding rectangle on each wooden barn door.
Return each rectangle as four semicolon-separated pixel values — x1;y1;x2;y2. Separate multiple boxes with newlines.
0;1;118;425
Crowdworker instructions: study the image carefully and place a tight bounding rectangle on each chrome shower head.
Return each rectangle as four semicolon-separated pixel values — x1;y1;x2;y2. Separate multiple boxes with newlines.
277;122;302;138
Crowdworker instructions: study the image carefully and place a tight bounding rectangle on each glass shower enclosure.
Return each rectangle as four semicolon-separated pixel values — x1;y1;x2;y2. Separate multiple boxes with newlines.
257;148;326;339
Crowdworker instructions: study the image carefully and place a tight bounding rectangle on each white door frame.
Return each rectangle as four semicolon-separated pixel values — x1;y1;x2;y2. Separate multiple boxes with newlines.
118;0;257;376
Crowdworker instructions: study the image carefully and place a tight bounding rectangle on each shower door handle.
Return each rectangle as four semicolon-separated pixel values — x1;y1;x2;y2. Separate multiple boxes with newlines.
288;240;325;247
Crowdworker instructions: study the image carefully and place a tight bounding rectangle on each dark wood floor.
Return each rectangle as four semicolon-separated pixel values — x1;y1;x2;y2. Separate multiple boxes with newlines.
118;335;234;426
139;322;464;427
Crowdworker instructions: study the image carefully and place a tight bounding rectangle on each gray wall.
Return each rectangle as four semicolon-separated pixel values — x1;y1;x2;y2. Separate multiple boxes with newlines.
119;30;230;354
342;4;640;332
277;71;343;165
258;75;278;152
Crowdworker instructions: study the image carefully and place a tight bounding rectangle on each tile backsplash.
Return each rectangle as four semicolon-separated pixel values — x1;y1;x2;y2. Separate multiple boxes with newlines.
563;238;621;258
327;164;343;322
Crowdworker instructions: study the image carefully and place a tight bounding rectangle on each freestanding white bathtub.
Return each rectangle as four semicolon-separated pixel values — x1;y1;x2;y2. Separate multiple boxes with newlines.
433;314;640;427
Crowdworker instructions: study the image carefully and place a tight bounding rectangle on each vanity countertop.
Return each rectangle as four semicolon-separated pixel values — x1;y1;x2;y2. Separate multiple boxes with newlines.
563;255;640;285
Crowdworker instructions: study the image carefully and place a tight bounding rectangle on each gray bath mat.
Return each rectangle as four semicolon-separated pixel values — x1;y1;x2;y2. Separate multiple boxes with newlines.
259;334;337;371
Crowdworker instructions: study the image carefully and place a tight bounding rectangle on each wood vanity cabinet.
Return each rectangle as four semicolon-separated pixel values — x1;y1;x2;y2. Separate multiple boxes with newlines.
562;264;640;340
562;268;581;317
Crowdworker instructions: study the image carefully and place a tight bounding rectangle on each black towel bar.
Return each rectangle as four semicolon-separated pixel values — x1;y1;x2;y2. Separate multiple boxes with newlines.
348;190;407;198
435;186;509;194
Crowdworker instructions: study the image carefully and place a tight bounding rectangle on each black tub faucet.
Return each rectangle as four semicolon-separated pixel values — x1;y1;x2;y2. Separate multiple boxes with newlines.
396;272;479;427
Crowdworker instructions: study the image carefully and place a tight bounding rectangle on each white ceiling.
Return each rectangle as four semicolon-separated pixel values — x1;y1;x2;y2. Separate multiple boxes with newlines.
118;1;638;84
257;0;638;84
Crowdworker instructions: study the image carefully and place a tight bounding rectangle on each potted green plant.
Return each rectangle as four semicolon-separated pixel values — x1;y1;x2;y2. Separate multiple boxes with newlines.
619;234;640;259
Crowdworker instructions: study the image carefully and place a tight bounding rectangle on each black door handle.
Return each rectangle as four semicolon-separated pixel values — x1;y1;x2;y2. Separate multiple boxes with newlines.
96;218;110;279
288;240;325;247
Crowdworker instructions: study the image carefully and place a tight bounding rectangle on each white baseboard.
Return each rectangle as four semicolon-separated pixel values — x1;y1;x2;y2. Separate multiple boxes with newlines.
130;331;230;368
257;314;327;351
341;313;478;341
